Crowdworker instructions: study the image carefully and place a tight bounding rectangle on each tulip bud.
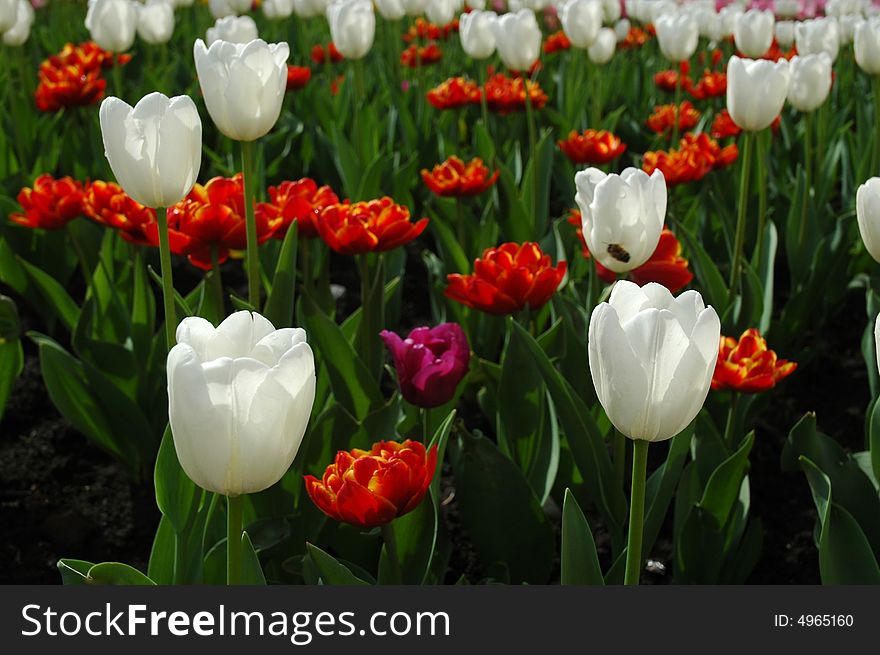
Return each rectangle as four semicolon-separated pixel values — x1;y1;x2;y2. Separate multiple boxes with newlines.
209;0;251;19
459;10;496;60
654;10;699;63
168;312;316;497
588;27;616;64
826;0;862;18
375;0;406;20
85;0;138;53
601;0;621;23
0;0;18;32
588;281;721;442
614;18;630;42
2;0;33;46
293;0;331;17
99;92;202;209
857;178;880;264
787;54;832;113
773;0;799;19
855;19;880;75
206;15;259;45
732;9;773;58
136;0;174;45
426;0;457;25
380;323;470;408
402;0;429;16
326;0;375;60
718;4;743;38
796;17;840;62
558;0;603;50
194;38;289;142
775;20;795;48
837;15;861;45
726;56;790;132
574;167;666;274
490;9;542;71
263;0;294;19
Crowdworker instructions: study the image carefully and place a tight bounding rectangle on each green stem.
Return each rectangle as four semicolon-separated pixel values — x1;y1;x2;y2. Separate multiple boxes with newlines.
523;72;538;227
799;111;812;248
240;140;260;308
754;133;767;263
728;131;754;305
422;407;430;443
873;76;880;176
381;522;402;584
590;60;601;128
613;429;626;493
66;224;92;293
478;64;490;131
672;72;682;145
155;206;177;349
455;197;466;255
352;58;366;162
722;393;740;452
112;59;124;100
209;243;224;321
623;439;649;586
358;254;376;375
226;495;243;586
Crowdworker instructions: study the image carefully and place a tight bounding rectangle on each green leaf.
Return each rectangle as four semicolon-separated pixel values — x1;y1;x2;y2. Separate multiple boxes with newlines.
262;225;299;328
299;294;384;421
870;398;880;487
698;432;754;530
561;489;604;585
677;224;729;319
57;559;94;585
452;429;554;584
305;543;371;585
147;515;176;585
17;255;80;332
0;340;23;423
800;457;880;584
643;424;693;556
241;532;267;585
155;425;203;535
86;562;156;586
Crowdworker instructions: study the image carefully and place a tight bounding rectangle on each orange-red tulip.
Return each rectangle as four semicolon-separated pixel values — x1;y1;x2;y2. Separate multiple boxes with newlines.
256;178;340;239
426;76;482;110
557;129;627;165
10;175;85;230
83;180;156;246
421;156;499;197
316;197;428;255
712;328;796;393
646;101;701;136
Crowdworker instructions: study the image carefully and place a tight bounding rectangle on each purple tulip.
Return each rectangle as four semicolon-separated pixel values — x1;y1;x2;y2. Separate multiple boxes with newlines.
380;323;470;409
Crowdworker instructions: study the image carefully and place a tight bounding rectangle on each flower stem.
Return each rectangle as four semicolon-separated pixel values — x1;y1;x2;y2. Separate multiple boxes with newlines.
208;243;224;322
613;429;626;493
240;139;260;308
478;64;490;131
381;522;402;584
590;60;602;128
672;74;682;145
523;72;538;228
873;76;880;176
623;439;649;586
422;407;430;443
755;132;767;263
799;111;813;248
112;59;124;101
728;131;754;305
227;494;243;586
155;206;177;349
723;392;740;452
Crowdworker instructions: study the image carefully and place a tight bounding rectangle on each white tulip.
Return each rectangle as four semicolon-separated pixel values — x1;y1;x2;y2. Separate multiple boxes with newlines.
85;0;137;53
654;10;699;63
726;56;790;132
648;0;675;23
167;312;317;497
857;178;880;264
558;0;603;50
490;9;542;71
136;0;174;45
588;27;616;64
732;9;773;58
459;10;496;60
2;0;33;46
293;0;331;16
588;281;720;442
773;0;800;18
465;0;486;9
99;93;202;209
574;167;666;274
209;0;251;19
614;18;630;42
206;15;258;44
426;0;456;25
326;0;375;60
0;0;17;32
826;0;863;17
787;54;832;113
855;19;880;74
401;0;428;16
796;17;840;61
718;4;743;38
375;0;406;20
601;0;621;23
263;0;295;19
194;38;289;142
775;20;795;48
838;15;863;44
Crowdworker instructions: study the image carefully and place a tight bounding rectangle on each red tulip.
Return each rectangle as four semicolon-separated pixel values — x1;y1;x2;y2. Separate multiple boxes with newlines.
10;175;85;230
712;328;796;393
421;156;499;197
316;198;428;255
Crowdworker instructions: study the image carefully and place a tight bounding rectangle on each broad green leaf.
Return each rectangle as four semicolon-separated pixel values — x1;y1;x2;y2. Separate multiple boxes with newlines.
262;225;299;328
241;532;267;585
57;559;94;585
561;489;604;585
86;562;156;586
306;543;371;585
155;426;203;535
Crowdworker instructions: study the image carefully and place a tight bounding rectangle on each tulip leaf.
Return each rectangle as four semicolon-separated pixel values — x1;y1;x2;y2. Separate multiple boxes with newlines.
85;563;156;586
300;294;385;421
57;559;95;585
452;428;555;584
561;489;604;585
155;425;203;536
870;398;880;488
520;129;555;237
496;165;533;243
427;200;471;275
16;254;80;333
676;224;729;320
241;532;267;585
306;543;371;585
753;220;777;334
643;424;694;557
263;223;299;328
509;320;626;541
147;515;176;585
697;432;754;530
800;457;880;584
0;340;22;423
429;409;457;502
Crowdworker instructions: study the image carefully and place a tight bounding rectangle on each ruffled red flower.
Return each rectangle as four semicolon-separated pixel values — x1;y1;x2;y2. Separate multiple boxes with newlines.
690;71;727;100
445;242;566;315
145;174;275;269
402;17;457;43
421;156;499;197
401;43;443;68
10;175;85;230
255;178;340;240
83;181;156;246
643;133;737;186
427;77;482;109
654;61;692;92
711;109;742;139
44;41;130;72
286;65;311;91
484;73;548;114
543;30;571;54
316;197;428;255
305;440;438;528
712;328;797;393
646;101;701;136
311;43;344;65
620;26;650;49
35;64;106;112
557;129;627;165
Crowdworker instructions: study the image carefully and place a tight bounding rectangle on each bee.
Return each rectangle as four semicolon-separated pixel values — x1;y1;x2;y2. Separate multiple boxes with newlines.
606;243;631;264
